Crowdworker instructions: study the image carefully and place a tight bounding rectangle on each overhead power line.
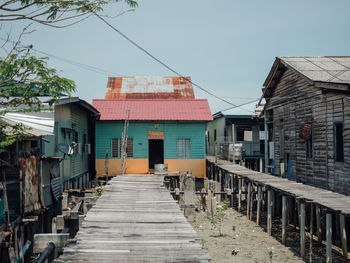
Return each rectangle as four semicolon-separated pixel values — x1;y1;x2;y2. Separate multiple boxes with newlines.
0;36;123;77
93;12;253;111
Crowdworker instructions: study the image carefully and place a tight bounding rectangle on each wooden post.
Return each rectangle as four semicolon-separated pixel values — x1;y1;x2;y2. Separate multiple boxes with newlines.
282;195;287;244
259;158;263;173
105;147;109;181
2;171;10;227
309;203;314;263
300;202;306;257
339;214;348;259
271;190;275;218
249;186;254;221
238;177;242;211
267;190;272;235
256;186;262;225
230;175;234;208
326;213;332;263
247;182;251;219
316;205;322;244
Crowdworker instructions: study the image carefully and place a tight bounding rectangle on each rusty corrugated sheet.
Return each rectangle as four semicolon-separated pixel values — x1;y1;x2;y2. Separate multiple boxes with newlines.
19;155;41;214
105;76;195;99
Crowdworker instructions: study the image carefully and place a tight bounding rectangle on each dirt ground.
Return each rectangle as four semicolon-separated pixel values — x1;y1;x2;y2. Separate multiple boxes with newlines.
190;207;305;263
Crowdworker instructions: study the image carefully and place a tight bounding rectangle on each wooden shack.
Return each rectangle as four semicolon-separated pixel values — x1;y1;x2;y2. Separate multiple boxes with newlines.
262;56;350;195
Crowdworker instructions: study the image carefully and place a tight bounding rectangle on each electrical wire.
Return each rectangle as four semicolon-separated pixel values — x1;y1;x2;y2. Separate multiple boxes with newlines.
0;36;124;77
93;12;253;111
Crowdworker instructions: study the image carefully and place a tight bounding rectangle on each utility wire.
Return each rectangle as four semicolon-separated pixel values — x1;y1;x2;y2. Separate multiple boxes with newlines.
0;36;124;77
93;12;252;111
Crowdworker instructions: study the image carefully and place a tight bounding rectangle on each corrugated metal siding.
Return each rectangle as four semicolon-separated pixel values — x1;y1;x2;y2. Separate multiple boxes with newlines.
96;121;206;159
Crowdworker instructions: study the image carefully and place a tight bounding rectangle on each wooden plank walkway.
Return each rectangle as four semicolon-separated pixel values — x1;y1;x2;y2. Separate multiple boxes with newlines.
56;174;210;263
207;156;350;215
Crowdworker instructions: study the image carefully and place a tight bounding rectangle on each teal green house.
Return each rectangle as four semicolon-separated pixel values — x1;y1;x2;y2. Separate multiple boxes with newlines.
92;99;212;178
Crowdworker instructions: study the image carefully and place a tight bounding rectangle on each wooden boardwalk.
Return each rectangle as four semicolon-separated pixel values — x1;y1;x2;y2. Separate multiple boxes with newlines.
56;175;210;263
207;156;350;215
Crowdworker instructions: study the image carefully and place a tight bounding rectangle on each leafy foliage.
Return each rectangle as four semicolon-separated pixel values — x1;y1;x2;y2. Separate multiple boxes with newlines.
0;44;76;153
0;0;138;28
0;49;75;109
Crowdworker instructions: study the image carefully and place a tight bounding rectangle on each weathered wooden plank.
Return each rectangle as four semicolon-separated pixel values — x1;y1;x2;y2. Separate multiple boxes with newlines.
57;174;210;263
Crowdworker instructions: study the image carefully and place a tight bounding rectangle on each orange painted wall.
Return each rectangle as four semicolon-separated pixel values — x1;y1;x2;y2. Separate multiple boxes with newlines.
95;158;206;178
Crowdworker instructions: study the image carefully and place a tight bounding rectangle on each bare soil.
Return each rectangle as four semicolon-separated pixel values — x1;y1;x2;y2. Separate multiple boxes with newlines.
190;208;305;263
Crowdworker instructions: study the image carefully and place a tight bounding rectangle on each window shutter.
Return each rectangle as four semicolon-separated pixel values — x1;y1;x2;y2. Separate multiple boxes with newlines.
185;139;191;158
177;139;184;158
127;138;133;157
112;138;119;157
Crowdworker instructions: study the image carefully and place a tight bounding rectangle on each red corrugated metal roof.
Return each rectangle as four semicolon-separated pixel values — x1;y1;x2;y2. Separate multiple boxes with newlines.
92;99;213;121
105;76;195;99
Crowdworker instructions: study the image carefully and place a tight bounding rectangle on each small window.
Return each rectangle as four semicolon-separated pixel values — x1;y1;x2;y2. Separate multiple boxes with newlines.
236;126;252;141
74;131;79;143
112;138;119;157
306;133;312;158
177;138;191;158
207;131;210;143
334;123;344;162
214;129;217;142
119;138;134;158
126;138;133;157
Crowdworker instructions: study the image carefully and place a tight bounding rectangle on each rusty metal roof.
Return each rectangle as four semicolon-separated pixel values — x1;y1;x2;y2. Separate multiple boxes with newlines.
105;76;195;99
92;99;213;121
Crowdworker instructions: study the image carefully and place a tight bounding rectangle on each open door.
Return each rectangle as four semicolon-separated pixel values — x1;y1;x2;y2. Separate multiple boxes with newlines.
148;140;164;170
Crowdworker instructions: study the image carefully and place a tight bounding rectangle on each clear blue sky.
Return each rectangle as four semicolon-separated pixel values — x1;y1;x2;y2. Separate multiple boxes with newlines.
5;0;350;113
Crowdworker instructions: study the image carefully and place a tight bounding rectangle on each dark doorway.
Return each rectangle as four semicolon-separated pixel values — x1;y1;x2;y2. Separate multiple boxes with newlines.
148;140;164;170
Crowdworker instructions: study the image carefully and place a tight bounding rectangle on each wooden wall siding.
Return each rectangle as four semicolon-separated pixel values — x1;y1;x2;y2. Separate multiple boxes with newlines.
265;68;350;195
53;104;90;181
95;121;206;159
70;104;89;178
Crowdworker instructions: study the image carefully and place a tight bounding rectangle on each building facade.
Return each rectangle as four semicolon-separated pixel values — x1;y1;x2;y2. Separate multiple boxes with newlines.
93;76;212;178
262;56;350;195
93;99;212;178
207;102;264;168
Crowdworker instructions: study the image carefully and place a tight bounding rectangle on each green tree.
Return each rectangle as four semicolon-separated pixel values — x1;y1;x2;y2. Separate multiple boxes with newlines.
0;0;138;154
0;0;137;28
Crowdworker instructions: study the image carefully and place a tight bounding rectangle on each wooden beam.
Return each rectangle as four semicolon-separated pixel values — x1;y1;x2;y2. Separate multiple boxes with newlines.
309;203;314;263
256;186;262;225
282;196;287;244
247;182;252;219
238;178;242;212
339;214;348;259
326;213;332;263
316;205;322;244
267;190;272;236
300;202;306;258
